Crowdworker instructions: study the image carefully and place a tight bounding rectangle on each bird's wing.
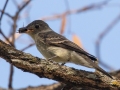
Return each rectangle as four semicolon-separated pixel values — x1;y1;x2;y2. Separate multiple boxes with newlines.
38;31;97;61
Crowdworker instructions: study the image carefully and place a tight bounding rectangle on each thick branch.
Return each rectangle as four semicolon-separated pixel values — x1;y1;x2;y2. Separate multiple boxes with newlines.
0;39;119;90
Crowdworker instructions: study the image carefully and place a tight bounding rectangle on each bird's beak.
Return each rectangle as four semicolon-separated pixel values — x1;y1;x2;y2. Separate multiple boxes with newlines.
19;27;33;33
19;27;28;33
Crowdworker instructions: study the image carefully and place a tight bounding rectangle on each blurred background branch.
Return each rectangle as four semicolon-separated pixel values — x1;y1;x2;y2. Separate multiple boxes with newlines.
0;0;31;89
96;13;120;71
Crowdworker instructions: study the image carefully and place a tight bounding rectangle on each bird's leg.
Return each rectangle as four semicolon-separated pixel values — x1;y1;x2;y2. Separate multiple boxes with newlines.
47;56;66;65
47;55;57;61
61;62;65;65
61;52;71;66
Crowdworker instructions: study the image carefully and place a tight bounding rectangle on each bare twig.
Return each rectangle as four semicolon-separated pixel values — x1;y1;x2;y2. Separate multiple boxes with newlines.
0;0;9;22
0;28;14;46
21;43;35;51
11;0;31;44
15;0;31;19
96;13;120;71
8;65;14;89
20;4;31;23
0;0;13;46
64;0;71;34
12;0;19;9
41;1;110;21
0;10;12;19
4;33;21;44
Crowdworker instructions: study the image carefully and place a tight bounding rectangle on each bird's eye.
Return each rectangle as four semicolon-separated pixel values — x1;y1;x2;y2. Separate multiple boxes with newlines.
35;24;40;29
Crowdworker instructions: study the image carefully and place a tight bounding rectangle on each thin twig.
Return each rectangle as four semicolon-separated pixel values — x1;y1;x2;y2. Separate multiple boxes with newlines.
0;0;13;46
96;13;120;71
0;29;14;46
8;65;14;89
64;0;71;34
12;0;19;9
41;1;110;21
21;43;35;51
11;0;31;44
0;10;12;19
0;0;9;23
15;0;31;19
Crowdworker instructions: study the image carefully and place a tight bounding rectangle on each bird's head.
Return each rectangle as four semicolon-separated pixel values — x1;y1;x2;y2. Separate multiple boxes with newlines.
19;20;50;37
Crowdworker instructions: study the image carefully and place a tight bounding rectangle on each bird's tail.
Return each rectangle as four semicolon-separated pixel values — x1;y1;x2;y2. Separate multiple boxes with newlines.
91;61;113;79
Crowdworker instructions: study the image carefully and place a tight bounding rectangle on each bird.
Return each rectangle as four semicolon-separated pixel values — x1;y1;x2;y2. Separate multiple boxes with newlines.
18;20;112;79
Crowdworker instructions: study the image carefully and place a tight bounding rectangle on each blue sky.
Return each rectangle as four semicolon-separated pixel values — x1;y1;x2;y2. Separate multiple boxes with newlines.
0;0;120;89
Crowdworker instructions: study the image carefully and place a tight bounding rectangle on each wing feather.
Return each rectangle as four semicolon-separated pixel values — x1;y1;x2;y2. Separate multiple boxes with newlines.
39;31;97;61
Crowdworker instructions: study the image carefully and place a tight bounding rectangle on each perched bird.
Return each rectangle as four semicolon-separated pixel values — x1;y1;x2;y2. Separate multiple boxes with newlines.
19;20;112;79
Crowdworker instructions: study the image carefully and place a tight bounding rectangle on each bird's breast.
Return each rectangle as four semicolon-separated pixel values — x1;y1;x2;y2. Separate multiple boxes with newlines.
35;38;52;59
47;46;70;62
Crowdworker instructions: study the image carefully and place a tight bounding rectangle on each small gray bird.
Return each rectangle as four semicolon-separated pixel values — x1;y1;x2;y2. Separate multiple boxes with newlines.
19;20;112;79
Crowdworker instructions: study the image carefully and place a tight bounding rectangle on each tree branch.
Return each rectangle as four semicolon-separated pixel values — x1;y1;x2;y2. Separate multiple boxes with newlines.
96;13;120;71
0;39;119;90
0;0;9;22
41;1;110;21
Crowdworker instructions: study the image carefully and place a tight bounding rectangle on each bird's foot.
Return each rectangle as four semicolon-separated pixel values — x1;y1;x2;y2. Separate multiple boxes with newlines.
61;63;65;65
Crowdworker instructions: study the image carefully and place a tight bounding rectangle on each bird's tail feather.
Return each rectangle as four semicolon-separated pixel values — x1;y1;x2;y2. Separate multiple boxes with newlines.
90;61;113;79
